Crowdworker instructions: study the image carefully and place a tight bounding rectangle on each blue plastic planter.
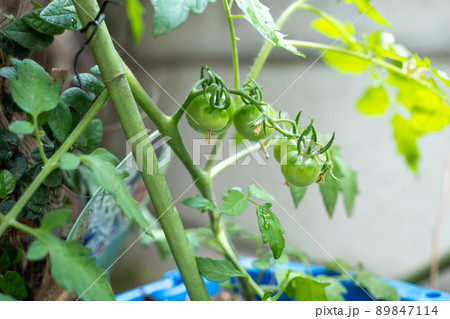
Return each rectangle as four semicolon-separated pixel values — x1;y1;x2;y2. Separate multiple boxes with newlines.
115;257;450;301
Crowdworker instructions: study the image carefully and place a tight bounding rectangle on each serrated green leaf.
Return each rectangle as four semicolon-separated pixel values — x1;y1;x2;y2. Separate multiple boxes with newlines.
9;59;60;118
23;9;65;36
356;271;400;301
0;67;17;79
0;271;27;299
248;184;274;201
0;169;16;199
319;171;339;218
221;188;248;216
26;240;49;261
391;115;419;172
256;203;285;259
127;0;146;44
290;185;307;208
62;87;93;113
40;0;82;31
283;271;328;301
2;18;53;51
196;257;245;282
36;232;114;300
181;196;213;213
357;85;389;116
235;0;304;57
322;50;370;73
48;102;72;142
316;275;347;301
74;119;103;152
348;0;390;27
80;149;152;236
60;153;80;170
40;208;72;230
150;0;215;37
72;73;105;96
8;121;34;135
310;16;354;41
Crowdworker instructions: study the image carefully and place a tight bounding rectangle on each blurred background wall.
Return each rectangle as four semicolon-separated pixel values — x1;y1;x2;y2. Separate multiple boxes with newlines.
47;0;450;293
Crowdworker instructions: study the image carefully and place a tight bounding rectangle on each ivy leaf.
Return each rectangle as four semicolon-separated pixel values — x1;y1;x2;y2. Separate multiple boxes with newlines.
0;271;28;300
319;171;339;218
23;9;65;36
248;184;274;201
40;0;82;31
221;188;248;216
8;59;60;119
30;185;49;205
150;0;215;37
74;119;103;152
60;153;80;170
2;18;54;51
0;169;16;199
316;275;347;301
72;73;105;96
40;208;72;230
36;232;114;300
80;149;152;236
256;203;285;259
8;121;34;135
7;154;28;181
196;257;245;282
48;102;72;143
357;85;389;116
127;0;146;44
290;185;307;208
0;35;32;59
322;50;370;73
235;0;304;57
282;271;329;301
62;87;93;113
355;271;400;301
346;0;390;27
181;196;213;213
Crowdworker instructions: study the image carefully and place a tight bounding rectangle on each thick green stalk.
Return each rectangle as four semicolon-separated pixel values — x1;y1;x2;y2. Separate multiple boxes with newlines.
0;90;109;236
73;0;210;301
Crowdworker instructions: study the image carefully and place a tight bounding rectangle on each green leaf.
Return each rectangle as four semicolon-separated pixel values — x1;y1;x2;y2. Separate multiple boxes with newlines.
310;16;354;41
62;87;93;113
355;271;400;301
40;208;72;230
40;0;82;31
283;271;328;301
256;203;285;259
43;169;63;187
0;129;18;145
0;169;16;199
0;35;32;59
0;293;16;301
322;50;370;73
0;140;12;162
252;256;272;270
72;73;105;96
9;121;34;135
391;115;419;172
23;9;65;36
27;201;45;214
248;184;274;201
37;232;114;300
48;102;72;142
0;252;10;273
9;59;61;118
80;149;152;236
235;0;304;57
319;171;339;218
221;188;248;216
431;68;450;87
196;257;245;282
289;185;307;208
60;153;80;170
347;0;390;27
316;275;347;301
26;240;49;261
7;154;28;180
0;67;17;79
2;18;54;51
74;119;103;152
356;85;389;116
0;271;27;299
127;0;146;44
181;196;213;213
30;185;49;205
150;0;215;37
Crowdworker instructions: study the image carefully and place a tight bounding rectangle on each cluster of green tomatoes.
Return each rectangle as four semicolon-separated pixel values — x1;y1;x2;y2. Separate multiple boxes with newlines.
184;67;335;188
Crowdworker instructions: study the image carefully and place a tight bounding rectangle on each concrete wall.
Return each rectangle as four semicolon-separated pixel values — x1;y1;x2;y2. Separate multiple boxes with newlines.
106;0;450;293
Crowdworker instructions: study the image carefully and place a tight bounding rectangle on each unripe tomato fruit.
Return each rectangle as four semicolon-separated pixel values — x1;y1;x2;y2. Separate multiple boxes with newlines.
233;104;276;141
186;95;234;134
280;151;320;187
273;137;297;163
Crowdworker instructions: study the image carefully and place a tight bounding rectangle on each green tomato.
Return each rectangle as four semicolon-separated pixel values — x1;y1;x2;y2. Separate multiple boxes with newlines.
273;137;297;163
280;151;320;187
186;95;229;134
233;104;276;141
